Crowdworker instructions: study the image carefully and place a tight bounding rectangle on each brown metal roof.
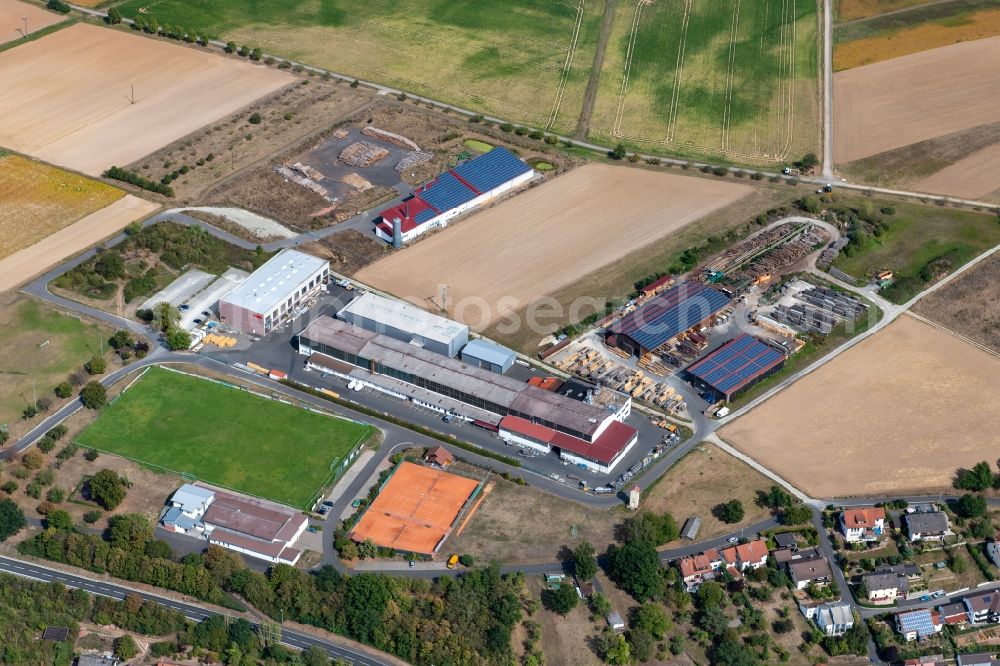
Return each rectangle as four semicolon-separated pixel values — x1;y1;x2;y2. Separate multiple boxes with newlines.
204;491;306;543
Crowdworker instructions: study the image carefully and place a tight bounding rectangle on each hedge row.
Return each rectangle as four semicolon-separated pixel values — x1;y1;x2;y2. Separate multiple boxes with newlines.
278;379;521;468
104;166;174;197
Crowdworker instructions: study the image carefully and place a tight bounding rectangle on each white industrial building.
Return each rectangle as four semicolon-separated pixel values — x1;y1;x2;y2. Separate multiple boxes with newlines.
460;339;517;374
218;249;329;336
337;291;468;358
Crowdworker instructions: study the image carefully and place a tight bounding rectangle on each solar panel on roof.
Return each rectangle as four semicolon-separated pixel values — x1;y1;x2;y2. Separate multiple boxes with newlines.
418;172;477;212
687;334;784;395
453;147;531;193
897;610;938;637
614;283;730;351
414;208;436;224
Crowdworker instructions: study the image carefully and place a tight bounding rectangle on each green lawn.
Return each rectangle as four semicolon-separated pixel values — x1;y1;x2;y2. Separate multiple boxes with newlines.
113;0;605;134
77;367;374;508
0;299;112;437
588;0;819;165
831;197;1000;303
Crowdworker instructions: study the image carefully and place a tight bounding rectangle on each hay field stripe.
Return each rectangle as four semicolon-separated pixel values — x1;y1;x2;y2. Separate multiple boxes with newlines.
544;0;586;131
668;0;693;142
612;0;645;137
721;0;742;152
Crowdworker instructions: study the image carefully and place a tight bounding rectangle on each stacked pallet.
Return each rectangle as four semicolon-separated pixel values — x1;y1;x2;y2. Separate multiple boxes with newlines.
339;141;389;167
395;151;434;172
362;126;420;150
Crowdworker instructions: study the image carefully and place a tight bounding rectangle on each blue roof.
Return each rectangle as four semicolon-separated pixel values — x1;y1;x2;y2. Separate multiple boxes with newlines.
162;507;197;531
686;334;785;396
462;339;516;368
414;208;436;224
452;147;532;193
896;609;938;638
419;172;477;212
612;282;730;351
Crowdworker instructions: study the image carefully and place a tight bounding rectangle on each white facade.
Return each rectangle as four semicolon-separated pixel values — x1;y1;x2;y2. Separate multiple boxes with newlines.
559;433;637;475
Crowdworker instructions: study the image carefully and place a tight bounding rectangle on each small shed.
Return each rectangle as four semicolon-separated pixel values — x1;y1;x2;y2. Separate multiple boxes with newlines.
628;485;641;510
681;516;702;540
774;532;798;550
425;446;455;468
607;611;625;633
42;627;69;641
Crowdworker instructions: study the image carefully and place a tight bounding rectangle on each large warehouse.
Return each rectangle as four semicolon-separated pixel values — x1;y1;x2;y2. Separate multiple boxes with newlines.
298;316;638;472
338;291;468;358
460;338;516;373
608;282;731;356
219;249;329;335
685;334;787;402
374;147;534;244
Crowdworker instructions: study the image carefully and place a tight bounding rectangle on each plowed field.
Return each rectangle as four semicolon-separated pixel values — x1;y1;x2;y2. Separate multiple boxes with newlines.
0;0;64;45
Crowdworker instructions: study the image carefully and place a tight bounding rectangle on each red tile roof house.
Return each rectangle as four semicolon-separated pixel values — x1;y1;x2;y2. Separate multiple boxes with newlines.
840;507;886;543
677;549;723;591
719;539;771;578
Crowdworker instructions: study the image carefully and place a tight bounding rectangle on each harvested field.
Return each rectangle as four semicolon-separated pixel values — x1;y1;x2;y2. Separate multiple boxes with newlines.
0;23;292;175
0;0;64;45
912;250;1000;353
720;316;1000;497
833;37;1000;163
0;195;158;294
915;142;1000;198
298;230;389;276
0;153;123;260
834;5;1000;70
356;164;751;330
837;0;936;22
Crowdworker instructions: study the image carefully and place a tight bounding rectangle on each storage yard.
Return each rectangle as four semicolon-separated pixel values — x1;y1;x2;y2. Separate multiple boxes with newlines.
0;153;122;261
0;0;65;46
356;164;751;328
766;280;869;335
589;0;819;163
833;37;1000;164
0;24;292;175
720;316;1000;497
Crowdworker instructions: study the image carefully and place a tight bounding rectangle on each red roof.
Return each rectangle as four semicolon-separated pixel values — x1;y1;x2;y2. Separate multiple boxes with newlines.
842;507;885;528
643;275;673;293
499;415;637;465
527;376;563;392
375;194;436;235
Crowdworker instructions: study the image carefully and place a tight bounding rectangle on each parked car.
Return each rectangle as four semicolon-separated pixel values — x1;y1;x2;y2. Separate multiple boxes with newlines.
727;537;739;544
920;595;930;602
322;500;334;508
179;304;190;311
442;413;454;423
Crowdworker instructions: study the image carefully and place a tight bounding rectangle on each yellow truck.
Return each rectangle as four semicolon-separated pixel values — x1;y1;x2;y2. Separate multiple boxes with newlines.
446;554;459;569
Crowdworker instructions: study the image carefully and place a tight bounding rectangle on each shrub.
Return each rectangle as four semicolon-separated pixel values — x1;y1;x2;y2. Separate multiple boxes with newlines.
250;47;262;61
610;143;627;160
105;7;122;24
238;44;250;57
0;482;17;494
225;41;236;53
528;130;544;140
81;381;107;410
47;487;65;504
83;510;103;524
514;126;529;136
88;469;126;510
85;356;106;375
22;405;37;420
35;397;52;413
248;112;262;125
46;0;70;13
499;123;513;132
35;469;54;486
458;554;474;567
85;449;100;462
54;382;73;399
22;451;43;470
543;133;558;145
104;166;174;197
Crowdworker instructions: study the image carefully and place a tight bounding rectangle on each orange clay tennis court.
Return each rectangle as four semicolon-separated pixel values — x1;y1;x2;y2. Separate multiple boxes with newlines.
350;461;480;554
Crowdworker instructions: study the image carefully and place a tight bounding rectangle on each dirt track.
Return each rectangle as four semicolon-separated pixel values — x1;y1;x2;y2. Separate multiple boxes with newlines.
721;315;1000;497
0;24;291;175
833;36;1000;163
356;164;751;329
0;195;159;294
915;142;1000;199
0;0;64;46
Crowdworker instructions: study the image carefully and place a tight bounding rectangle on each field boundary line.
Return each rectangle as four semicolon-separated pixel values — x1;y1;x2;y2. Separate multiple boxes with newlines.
545;0;586;131
904;310;1000;360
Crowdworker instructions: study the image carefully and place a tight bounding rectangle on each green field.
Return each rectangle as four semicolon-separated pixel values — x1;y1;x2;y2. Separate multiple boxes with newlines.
588;0;819;165
77;367;374;508
831;197;1000;303
114;0;604;134
0;299;112;439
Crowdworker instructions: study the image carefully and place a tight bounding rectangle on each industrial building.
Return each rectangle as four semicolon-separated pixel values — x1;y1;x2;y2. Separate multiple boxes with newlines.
374;147;534;244
338;291;468;357
685;334;786;403
297;316;637;473
607;282;730;357
460;338;516;373
160;484;307;565
218;249;329;336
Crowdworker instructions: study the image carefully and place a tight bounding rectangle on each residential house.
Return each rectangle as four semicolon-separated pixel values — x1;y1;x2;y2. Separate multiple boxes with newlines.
987;538;1000;569
863;571;908;603
840;507;886;543
958;654;1000;666
904;510;952;542
873;563;921;581
895;608;943;641
677;549;722;591
719;539;770;573
774;532;798;551
963;590;1000;625
76;656;119;666
424;446;455;468
903;656;946;666
772;547;797;565
814;602;855;637
787;550;833;590
938;601;971;627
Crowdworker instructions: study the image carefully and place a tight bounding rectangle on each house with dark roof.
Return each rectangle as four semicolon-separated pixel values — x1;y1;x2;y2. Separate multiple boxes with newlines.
938;601;970;626
774;532;798;550
786;550;833;590
963;590;1000;625
863;571;908;603
958;653;1000;666
904;510;952;542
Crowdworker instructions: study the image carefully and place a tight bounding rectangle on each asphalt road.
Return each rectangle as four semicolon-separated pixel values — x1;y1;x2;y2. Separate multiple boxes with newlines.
0;555;395;666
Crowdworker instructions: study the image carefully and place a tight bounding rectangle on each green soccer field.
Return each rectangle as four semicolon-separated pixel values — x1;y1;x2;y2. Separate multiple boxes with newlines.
113;0;604;134
77;367;374;508
589;0;819;165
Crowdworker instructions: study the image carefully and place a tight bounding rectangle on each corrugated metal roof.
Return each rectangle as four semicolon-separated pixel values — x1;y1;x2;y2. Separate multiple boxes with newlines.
461;338;516;367
452;146;532;193
338;292;468;349
686;334;785;396
220;249;327;314
612;282;730;351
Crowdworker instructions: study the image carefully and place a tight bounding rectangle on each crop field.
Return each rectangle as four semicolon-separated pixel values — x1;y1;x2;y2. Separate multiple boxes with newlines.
720;315;1000;497
915;143;1000;199
830;197;1000;302
834;2;1000;70
588;0;818;164
833;37;1000;163
77;367;374;508
0;23;291;175
836;0;933;22
355;164;751;331
115;0;603;134
0;153;123;261
0;0;65;46
912;251;1000;354
0;299;113;440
